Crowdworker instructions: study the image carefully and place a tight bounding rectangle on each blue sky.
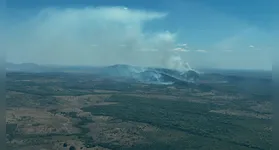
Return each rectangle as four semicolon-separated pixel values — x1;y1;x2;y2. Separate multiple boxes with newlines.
3;0;278;70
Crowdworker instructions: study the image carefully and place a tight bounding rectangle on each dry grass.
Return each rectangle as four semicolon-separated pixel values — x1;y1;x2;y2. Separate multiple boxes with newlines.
10;137;111;150
55;94;111;108
250;102;272;114
6;108;79;135
209;109;271;119
86;119;158;147
124;93;210;104
94;90;119;93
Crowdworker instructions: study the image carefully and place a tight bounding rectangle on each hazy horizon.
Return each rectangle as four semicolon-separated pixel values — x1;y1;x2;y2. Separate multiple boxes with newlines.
3;0;277;71
6;61;273;72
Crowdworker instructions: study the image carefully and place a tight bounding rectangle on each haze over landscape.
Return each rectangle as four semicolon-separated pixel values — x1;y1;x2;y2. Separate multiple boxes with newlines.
3;0;277;70
3;1;276;150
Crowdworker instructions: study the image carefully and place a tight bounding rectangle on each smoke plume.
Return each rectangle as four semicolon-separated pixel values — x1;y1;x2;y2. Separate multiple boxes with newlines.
4;6;199;74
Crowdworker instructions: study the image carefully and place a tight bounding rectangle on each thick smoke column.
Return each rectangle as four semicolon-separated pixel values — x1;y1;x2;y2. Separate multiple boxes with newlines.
164;53;193;72
161;49;201;82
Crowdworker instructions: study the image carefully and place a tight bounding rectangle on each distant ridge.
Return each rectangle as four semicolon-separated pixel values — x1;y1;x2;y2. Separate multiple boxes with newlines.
6;62;48;72
5;63;201;84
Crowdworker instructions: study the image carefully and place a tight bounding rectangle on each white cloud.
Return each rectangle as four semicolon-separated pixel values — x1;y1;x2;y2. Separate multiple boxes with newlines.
196;49;207;53
4;7;180;67
177;43;188;47
249;45;254;48
172;47;190;52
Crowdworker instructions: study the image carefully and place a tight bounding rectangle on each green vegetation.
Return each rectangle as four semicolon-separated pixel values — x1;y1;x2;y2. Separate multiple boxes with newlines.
69;146;76;150
6;123;17;141
6;71;272;150
82;95;271;150
6;93;58;107
59;111;96;148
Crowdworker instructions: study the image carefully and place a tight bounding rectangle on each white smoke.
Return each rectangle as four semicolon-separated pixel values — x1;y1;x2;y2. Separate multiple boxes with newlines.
164;52;194;70
167;55;188;71
4;6;201;74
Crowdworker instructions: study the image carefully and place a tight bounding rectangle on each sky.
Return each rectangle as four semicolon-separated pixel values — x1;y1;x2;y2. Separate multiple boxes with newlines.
2;0;278;70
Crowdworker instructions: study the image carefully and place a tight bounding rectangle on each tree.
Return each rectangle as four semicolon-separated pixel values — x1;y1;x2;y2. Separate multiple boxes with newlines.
63;143;67;147
69;146;76;150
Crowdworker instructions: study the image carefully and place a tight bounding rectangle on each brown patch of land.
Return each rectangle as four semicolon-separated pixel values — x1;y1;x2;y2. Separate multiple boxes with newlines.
54;94;111;108
6;108;80;135
124;93;214;104
86;119;157;147
209;109;271;119
94;90;120;93
250;102;272;114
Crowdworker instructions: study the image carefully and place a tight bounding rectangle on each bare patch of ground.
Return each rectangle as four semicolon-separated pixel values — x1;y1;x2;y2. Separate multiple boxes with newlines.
93;102;118;106
124;93;210;104
125;93;178;101
94;90;119;93
209;109;271;119
55;94;111;108
9;137;111;150
32;79;63;83
6;108;79;135
86;119;158;147
250;102;272;114
91;116;114;122
264;126;272;131
53;139;87;150
88;146;111;150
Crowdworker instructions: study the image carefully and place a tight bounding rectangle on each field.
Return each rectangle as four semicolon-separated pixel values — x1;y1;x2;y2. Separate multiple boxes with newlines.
6;71;272;150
